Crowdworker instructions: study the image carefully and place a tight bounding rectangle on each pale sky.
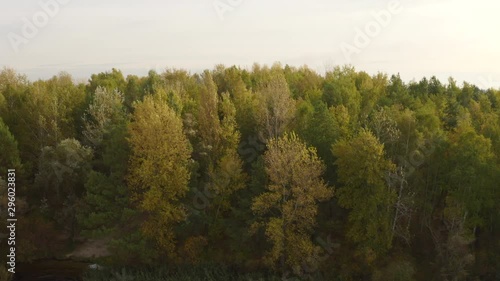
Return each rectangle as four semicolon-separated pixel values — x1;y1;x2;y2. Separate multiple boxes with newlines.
1;0;499;88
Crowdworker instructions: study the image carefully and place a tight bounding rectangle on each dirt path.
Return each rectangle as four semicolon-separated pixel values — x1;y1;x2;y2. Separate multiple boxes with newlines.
66;237;111;259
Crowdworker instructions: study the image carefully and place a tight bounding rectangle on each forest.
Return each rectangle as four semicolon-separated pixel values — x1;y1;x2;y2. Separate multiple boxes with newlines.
0;64;499;281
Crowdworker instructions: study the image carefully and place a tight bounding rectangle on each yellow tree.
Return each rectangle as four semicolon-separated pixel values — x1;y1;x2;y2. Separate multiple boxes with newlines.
127;94;192;257
252;132;333;275
208;93;246;216
197;71;222;162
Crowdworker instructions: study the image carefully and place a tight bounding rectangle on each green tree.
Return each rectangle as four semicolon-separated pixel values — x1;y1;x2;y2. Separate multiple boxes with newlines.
323;66;362;123
87;68;126;94
283;65;322;100
1;71;86;179
78;123;131;238
35;138;93;239
124;74;146;110
332;129;396;262
78;82;131;239
187;72;247;263
385;74;413;107
0;118;21;172
444;121;497;231
294;99;338;181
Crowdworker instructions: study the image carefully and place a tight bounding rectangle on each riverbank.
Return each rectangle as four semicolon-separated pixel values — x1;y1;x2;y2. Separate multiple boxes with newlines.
11;236;111;281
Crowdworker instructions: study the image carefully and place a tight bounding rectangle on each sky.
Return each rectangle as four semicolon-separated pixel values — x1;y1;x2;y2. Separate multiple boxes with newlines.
1;0;499;89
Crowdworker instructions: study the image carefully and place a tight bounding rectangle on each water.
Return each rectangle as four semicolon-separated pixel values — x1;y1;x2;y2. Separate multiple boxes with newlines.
12;260;89;281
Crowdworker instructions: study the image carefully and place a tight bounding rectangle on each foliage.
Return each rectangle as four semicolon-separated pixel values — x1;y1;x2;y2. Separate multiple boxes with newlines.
2;65;499;280
0;117;21;171
332;129;396;261
83;86;126;148
252;132;333;274
255;70;295;140
127;94;192;258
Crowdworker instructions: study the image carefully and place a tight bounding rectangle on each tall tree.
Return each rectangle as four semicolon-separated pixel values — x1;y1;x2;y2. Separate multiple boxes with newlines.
127;94;192;257
207;93;246;216
87;68;126;94
187;72;247;263
78;122;131;238
255;71;295;140
252;132;333;275
0;117;21;172
34;138;93;239
323;66;362;123
332;129;396;262
197;71;222;162
82;86;126;148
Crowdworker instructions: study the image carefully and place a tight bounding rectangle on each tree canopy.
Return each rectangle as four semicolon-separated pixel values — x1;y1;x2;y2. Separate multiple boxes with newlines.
1;65;499;281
